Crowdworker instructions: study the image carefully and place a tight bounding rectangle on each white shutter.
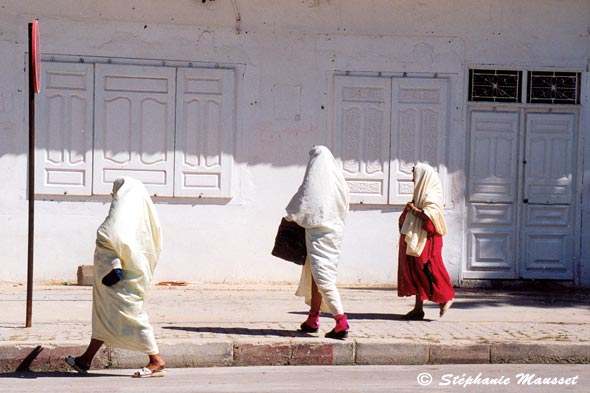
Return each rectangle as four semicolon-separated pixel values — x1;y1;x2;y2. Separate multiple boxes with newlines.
389;77;449;204
468;111;519;203
174;68;235;198
334;75;391;204
93;64;176;196
35;62;94;195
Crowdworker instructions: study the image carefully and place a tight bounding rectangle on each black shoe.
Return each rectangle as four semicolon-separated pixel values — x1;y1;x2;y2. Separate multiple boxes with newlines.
65;356;89;374
401;310;425;321
325;328;348;340
299;322;319;333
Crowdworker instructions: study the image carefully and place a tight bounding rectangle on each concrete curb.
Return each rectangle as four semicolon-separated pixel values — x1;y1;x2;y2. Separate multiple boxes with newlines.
2;339;589;373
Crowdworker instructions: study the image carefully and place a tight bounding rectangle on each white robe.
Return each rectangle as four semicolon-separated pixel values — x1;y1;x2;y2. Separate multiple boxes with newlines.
400;163;446;257
91;177;162;355
286;146;349;315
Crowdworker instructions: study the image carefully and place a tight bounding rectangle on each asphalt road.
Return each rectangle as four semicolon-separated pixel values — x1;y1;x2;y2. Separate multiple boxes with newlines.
1;364;588;393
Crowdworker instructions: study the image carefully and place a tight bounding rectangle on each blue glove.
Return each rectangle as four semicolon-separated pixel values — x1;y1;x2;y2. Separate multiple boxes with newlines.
102;268;123;286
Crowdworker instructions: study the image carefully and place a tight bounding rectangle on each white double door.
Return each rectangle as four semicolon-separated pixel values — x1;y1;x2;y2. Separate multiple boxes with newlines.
466;108;579;280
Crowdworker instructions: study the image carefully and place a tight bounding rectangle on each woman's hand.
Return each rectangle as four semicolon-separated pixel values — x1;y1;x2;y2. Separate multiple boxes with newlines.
102;268;123;286
407;202;422;216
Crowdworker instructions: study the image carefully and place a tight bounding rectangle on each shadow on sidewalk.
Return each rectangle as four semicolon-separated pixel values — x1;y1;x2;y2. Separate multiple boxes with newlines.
443;291;590;311
162;326;315;338
289;311;405;321
0;371;123;378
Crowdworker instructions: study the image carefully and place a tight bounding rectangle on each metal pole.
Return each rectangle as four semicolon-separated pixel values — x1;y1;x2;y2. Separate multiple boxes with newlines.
26;21;35;328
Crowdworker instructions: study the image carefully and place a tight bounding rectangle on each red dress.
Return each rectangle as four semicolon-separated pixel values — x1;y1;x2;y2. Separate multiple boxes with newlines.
397;206;454;303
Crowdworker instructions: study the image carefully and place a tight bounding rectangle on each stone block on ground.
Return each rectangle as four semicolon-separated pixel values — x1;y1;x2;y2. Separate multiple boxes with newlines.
77;265;93;286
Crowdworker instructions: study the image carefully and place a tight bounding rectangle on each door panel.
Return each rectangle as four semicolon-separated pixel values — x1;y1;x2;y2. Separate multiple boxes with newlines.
524;113;575;204
521;112;576;279
465;110;519;279
522;226;573;279
465;203;516;278
468;111;519;203
93;64;175;196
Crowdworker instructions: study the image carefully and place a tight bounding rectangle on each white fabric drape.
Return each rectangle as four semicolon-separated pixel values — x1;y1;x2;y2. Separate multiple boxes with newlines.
400;163;446;257
286;146;349;228
92;177;162;355
286;146;349;315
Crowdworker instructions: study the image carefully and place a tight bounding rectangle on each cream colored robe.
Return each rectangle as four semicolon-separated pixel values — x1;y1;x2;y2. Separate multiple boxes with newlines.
286;146;349;315
92;177;162;355
400;163;447;257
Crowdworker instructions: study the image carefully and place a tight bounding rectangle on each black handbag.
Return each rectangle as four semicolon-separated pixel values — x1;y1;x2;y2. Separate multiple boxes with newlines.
271;218;307;265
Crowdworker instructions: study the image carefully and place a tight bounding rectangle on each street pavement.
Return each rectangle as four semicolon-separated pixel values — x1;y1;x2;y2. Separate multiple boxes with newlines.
0;282;589;373
1;365;589;392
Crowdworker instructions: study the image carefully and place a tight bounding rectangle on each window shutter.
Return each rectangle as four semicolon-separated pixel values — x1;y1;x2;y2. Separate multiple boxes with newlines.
389;77;449;205
35;62;94;195
334;75;392;204
174;68;235;198
93;64;176;196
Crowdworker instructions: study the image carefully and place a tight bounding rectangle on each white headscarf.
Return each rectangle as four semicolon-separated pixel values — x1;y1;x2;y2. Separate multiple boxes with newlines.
400;163;446;257
96;177;162;286
286;145;350;228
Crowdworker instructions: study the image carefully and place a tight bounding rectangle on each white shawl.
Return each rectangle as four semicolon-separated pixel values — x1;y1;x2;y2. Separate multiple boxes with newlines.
400;163;446;257
286;145;349;228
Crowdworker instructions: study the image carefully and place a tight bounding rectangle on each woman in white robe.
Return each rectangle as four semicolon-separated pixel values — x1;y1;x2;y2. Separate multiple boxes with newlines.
286;145;351;339
65;177;166;377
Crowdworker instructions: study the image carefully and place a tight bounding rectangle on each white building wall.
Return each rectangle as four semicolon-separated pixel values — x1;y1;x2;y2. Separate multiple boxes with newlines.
0;0;589;285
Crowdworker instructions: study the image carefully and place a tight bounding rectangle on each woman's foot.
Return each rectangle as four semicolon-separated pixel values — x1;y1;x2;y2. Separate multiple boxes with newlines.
325;328;348;340
439;299;454;317
132;367;166;378
299;311;320;333
300;321;319;333
133;358;166;378
401;309;425;321
147;358;166;373
325;314;349;340
64;356;90;374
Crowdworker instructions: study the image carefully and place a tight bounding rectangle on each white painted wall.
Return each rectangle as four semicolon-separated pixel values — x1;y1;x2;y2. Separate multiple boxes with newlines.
0;0;589;285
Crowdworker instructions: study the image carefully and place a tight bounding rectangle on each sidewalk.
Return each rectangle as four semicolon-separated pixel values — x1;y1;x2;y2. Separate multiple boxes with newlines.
1;282;589;372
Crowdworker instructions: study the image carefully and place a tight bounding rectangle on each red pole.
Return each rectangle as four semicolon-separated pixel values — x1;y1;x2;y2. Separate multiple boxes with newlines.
26;21;36;328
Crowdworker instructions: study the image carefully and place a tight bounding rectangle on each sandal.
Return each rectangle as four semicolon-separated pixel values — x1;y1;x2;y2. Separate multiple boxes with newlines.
439;299;454;317
401;310;425;321
325;328;348;340
132;367;166;378
299;321;319;333
64;356;89;375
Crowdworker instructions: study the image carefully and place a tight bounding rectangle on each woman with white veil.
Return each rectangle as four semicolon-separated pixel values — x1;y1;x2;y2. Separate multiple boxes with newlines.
398;163;454;320
65;177;166;377
286;145;351;339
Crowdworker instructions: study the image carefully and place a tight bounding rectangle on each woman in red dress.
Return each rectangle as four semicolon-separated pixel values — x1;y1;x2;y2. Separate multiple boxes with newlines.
398;163;454;320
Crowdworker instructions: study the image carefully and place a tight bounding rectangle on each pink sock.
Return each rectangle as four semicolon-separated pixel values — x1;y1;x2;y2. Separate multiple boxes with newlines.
305;311;320;329
333;314;349;333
